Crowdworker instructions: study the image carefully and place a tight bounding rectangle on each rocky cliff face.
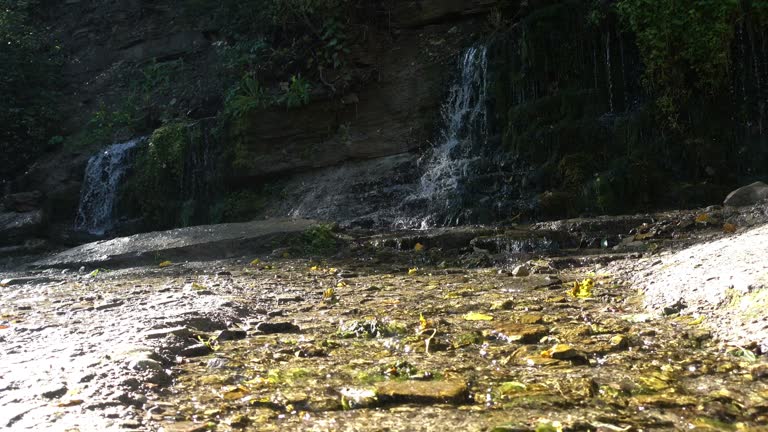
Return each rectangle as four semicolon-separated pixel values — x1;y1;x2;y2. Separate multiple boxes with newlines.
4;0;503;244
7;0;768;248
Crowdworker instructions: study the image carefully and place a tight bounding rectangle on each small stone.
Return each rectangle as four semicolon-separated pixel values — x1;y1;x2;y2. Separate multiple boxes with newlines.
546;344;589;365
609;335;629;350
490;299;514;311
41;384;68;399
120;420;142;429
143;327;191;340
255;322;300;334
546;296;567;303
216;328;247;341
228;414;250;428
267;309;284;317
489;423;530;432
178;343;212;357
750;364;768;380
510;264;530;277
277;295;302;304
340;387;378;409
494;323;548;344
663;300;686;316
95;300;124;311
207;357;229;369
375;380;468;404
160;421;209;432
128;358;163;372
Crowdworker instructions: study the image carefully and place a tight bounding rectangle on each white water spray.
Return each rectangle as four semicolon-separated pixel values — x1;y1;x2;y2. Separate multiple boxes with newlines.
74;138;143;235
398;45;489;228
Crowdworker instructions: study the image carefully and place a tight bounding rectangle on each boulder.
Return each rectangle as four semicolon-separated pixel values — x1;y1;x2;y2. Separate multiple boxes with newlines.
723;181;768;207
0;210;43;245
3;191;43;212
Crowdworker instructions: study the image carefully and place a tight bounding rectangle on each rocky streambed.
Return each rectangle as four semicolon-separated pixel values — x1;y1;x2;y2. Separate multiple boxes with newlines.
1;207;768;431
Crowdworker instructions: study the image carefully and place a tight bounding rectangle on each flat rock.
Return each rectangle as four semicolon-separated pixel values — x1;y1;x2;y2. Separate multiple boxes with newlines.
375;380;468;404
493;323;549;343
216;328;247;341
178;343;212;358
255;322;300;334
143;327;192;340
724;181;768;207
33;218;318;268
616;223;768;349
518;313;544;324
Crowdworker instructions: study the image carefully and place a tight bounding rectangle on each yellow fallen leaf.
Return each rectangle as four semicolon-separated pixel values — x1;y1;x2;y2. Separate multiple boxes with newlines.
310;265;319;271
323;287;335;300
250;258;261;265
419;313;428;330
695;213;711;223
723;223;737;233
336;281;347;288
57;399;83;407
463;312;494;321
569;278;594;298
408;268;418;275
158;261;172;268
414;242;425;252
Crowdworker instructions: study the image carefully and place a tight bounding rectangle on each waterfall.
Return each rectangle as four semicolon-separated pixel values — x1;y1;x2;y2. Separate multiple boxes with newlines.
396;45;490;229
74;138;143;235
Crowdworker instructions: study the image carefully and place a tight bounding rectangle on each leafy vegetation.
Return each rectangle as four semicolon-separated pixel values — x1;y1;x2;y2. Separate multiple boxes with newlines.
300;224;338;255
190;0;354;121
614;0;741;127
0;0;61;179
124;122;189;228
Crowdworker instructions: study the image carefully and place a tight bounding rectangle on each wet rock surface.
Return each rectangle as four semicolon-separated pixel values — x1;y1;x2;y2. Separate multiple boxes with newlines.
1;210;767;431
32;218;317;268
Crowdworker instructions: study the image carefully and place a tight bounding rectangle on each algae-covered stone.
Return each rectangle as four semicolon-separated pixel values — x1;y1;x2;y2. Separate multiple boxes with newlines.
340;387;378;409
543;344;589;365
375;380;468;404
494;323;549;343
518;313;544;324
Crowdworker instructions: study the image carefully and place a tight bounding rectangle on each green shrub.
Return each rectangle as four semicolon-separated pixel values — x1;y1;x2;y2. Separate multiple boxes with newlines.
615;0;740;127
301;224;338;255
125;122;188;227
280;74;312;109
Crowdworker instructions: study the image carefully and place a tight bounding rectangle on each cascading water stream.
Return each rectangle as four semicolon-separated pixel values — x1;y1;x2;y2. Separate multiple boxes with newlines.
396;45;490;229
74;138;143;235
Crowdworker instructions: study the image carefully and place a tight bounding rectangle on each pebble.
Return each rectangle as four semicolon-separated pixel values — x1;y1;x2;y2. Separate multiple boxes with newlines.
41;384;68;399
216;328;247;341
510;264;530;277
493;323;548;343
95;300;124;311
